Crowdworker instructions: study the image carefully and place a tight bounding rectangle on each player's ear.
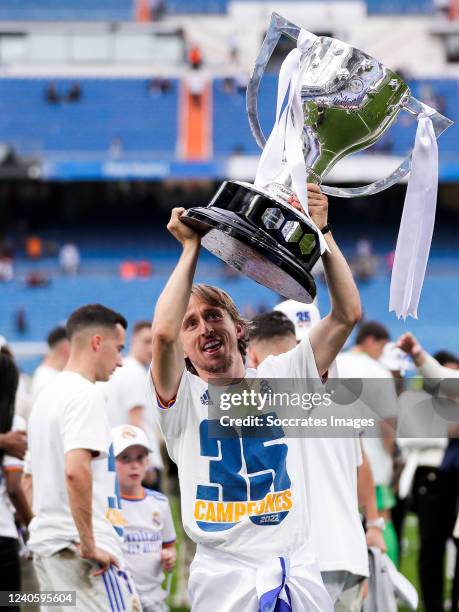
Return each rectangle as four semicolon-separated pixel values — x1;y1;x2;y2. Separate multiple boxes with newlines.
235;322;244;340
91;334;102;352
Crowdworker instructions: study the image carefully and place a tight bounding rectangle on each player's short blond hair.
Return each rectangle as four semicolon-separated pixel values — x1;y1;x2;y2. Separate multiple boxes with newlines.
185;284;250;373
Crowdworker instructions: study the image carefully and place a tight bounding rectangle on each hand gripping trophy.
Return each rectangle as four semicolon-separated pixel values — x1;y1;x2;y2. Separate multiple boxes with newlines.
182;13;453;319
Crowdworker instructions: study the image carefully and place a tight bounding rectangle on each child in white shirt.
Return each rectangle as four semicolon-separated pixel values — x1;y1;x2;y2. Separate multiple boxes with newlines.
112;425;176;612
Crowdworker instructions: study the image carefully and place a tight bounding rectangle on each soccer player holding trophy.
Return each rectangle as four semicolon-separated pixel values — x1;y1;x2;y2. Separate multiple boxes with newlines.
151;13;452;611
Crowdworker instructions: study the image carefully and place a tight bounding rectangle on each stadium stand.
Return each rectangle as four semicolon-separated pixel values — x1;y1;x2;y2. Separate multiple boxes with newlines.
0;0;133;21
0;0;441;21
165;0;228;14
0;0;230;20
1;76;456;162
2;264;457;364
366;0;434;14
0;78;178;158
1;226;458;359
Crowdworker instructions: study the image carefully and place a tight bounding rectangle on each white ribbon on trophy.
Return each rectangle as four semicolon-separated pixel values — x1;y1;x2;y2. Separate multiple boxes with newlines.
389;110;438;319
254;29;329;255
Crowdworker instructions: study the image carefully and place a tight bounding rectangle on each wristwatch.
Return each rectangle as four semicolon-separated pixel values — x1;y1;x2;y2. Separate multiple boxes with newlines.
366;517;386;531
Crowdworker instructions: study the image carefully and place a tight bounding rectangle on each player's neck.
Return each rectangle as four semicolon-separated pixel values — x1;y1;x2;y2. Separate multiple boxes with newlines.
120;484;145;500
128;351;148;368
44;352;64;371
64;353;97;383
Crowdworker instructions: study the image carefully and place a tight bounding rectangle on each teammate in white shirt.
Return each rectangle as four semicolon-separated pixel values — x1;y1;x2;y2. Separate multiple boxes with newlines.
31;326;70;402
273;300;321;341
0;354;33;598
150;184;362;611
112;425;176;611
337;322;399;565
249;311;388;611
28;304;141;612
105;321;163;486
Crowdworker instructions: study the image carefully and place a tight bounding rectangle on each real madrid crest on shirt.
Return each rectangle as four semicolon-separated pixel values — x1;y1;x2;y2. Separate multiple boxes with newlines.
152;511;163;530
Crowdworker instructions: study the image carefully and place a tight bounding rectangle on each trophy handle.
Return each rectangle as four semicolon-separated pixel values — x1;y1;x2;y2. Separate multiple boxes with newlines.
247;12;301;151
320;97;453;198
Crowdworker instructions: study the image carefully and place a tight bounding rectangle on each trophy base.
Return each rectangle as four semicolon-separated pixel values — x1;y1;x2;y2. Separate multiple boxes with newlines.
181;181;320;303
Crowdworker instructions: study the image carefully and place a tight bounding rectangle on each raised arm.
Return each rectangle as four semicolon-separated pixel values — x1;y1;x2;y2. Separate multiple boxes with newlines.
306;185;362;375
151;207;201;403
398;332;459;397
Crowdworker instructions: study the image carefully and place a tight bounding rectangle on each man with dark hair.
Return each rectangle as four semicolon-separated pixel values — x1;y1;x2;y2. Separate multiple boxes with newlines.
31;326;70;402
354;322;391;360
247;311;296;367
105;320;164;488
47;326;68;347
66;303;127;339
28;304;140;610
433;350;459;369
150;184;361;611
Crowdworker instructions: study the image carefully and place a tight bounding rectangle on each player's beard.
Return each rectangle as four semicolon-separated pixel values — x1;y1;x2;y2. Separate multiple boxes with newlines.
199;352;234;375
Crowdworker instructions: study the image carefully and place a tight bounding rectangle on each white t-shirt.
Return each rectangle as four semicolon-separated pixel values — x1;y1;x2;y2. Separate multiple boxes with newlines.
0;415;25;539
14;374;33;423
31;364;59;402
104;356;163;470
336;351;398;486
150;336;322;564
303;436;368;576
28;372;124;563
122;488;176;608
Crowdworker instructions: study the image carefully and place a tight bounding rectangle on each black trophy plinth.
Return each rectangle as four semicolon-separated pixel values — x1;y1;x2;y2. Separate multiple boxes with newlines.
181;181;321;303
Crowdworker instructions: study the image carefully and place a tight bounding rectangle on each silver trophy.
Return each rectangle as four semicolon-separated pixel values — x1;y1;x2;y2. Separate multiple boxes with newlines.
182;12;452;303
